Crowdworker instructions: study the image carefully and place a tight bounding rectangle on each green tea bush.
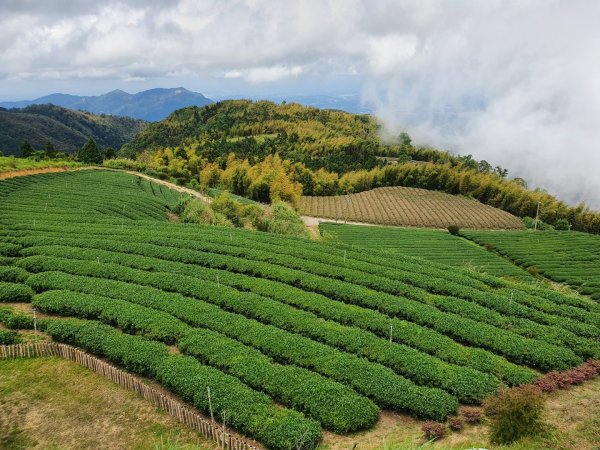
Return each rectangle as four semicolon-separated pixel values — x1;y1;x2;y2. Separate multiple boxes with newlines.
0;266;29;283
0;329;20;344
45;319;322;450
34;290;379;433
0;282;34;302
26;270;458;420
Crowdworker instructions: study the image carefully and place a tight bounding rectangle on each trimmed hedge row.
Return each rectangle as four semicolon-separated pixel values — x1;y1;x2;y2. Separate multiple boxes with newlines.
79;231;592;335
34;290;188;345
0;266;30;283
0;306;35;330
20;243;535;386
26;271;459;420
15;239;582;371
44;318;322;450
0;328;20;344
430;295;600;359
0;242;21;256
21;255;499;402
0;282;34;302
179;329;379;433
5;221;595;316
33;290;379;433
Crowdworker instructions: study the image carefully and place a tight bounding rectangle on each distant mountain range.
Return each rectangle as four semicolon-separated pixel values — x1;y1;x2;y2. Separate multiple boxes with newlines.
0;87;213;122
0;104;147;155
212;93;373;115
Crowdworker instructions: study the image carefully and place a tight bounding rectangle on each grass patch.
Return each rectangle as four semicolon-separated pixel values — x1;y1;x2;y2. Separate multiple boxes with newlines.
319;378;600;450
0;156;80;173
0;357;213;450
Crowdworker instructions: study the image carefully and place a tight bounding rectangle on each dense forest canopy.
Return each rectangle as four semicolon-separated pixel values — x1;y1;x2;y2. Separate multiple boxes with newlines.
0;104;146;155
123;100;381;173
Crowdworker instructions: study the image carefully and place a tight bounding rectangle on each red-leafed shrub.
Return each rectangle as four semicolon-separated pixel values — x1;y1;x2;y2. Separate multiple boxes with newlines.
447;416;464;432
460;406;482;424
421;421;446;441
533;376;558;393
533;360;600;393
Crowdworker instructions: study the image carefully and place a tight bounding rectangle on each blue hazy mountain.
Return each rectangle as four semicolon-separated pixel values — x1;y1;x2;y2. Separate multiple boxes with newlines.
0;88;213;122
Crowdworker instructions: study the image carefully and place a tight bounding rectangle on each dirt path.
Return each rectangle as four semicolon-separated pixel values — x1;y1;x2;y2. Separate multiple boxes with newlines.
301;216;389;228
117;169;214;204
0;166;77;180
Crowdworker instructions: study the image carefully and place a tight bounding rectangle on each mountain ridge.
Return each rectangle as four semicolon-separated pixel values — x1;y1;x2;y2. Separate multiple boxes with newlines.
0;87;213;122
0;104;147;155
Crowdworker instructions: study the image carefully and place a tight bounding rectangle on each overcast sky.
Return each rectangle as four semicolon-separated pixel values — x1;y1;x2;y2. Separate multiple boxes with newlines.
1;0;599;209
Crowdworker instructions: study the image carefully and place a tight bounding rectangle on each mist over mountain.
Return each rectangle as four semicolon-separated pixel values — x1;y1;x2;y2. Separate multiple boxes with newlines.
0;88;213;122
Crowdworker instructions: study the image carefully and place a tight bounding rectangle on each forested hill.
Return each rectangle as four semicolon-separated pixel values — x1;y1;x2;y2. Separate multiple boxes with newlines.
0;104;147;155
122;100;381;172
120;100;600;233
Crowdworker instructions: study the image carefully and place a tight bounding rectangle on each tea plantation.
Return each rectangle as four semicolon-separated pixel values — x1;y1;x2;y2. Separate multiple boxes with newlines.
463;230;600;301
1;170;599;449
319;222;532;280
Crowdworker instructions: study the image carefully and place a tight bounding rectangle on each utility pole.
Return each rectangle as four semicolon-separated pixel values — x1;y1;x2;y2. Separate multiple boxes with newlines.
389;324;393;344
534;201;541;230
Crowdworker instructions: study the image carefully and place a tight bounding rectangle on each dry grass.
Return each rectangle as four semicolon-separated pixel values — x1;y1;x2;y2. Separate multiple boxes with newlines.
320;377;600;450
0;357;213;450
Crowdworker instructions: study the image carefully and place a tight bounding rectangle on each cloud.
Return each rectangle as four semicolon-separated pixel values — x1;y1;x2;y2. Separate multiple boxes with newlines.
0;0;599;208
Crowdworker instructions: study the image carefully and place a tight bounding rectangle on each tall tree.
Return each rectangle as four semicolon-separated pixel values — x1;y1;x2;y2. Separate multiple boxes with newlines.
19;140;33;158
78;138;103;164
45;141;57;159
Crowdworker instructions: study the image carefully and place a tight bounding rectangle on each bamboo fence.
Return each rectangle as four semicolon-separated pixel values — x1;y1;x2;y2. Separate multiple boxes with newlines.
0;343;260;450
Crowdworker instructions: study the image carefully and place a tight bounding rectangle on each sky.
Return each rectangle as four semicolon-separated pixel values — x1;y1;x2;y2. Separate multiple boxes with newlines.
1;0;599;209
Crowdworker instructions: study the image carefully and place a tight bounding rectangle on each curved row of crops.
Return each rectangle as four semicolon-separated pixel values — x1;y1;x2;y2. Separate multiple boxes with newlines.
462;230;600;301
299;186;524;229
1;170;598;449
319;223;532;279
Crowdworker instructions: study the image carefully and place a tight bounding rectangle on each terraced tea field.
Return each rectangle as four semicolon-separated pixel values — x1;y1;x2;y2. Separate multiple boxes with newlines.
463;230;600;301
1;170;599;449
320;223;532;280
299;186;524;229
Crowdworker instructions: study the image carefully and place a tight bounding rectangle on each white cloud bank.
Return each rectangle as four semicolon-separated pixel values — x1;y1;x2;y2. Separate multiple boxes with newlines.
1;0;599;208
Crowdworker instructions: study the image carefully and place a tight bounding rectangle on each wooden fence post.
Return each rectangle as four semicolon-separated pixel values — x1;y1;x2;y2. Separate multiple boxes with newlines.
0;343;260;450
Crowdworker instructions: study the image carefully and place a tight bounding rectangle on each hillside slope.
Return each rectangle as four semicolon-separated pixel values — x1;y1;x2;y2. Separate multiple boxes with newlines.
0;88;213;122
300;186;524;229
1;170;598;449
463;230;600;301
120;100;600;234
320;223;532;280
0;104;146;155
122;99;380;172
